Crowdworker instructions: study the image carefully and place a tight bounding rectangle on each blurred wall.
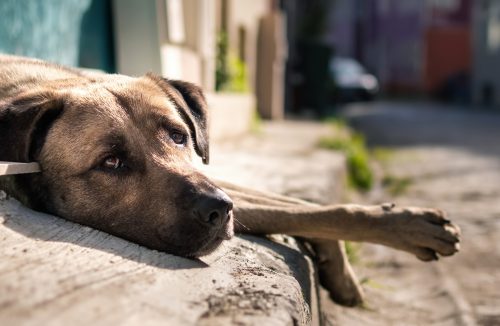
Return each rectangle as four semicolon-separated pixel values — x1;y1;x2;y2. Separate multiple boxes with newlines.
324;0;472;98
224;0;269;92
112;0;163;77
79;0;116;72
0;0;115;72
362;0;426;93
0;0;285;119
472;0;500;108
324;0;356;58
0;0;92;67
113;0;272;94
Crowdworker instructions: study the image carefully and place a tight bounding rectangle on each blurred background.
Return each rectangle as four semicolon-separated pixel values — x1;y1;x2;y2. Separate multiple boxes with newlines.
1;0;498;120
1;1;500;324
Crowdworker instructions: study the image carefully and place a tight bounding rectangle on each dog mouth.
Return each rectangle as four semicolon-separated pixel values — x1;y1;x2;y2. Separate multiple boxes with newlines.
188;212;235;257
216;211;235;240
162;212;234;258
188;212;234;258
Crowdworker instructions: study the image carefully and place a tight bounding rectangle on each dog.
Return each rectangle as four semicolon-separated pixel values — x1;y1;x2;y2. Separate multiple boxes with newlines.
0;55;460;306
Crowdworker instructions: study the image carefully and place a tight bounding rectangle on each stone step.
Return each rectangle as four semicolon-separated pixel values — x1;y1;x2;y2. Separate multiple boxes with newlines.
0;196;317;325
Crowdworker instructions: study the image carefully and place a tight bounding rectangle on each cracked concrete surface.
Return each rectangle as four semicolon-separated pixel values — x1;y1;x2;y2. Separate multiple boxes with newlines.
0;196;315;325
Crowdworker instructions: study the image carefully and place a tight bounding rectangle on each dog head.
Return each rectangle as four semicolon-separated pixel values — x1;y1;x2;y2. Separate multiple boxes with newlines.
0;74;234;257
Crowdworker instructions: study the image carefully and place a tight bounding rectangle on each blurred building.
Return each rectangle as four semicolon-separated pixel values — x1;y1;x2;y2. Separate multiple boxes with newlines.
0;0;288;135
326;0;473;101
280;0;335;115
4;0;498;114
107;0;286;122
472;0;500;108
0;0;114;70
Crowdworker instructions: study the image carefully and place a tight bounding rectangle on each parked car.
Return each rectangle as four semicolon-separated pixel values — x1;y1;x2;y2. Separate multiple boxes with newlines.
330;57;379;102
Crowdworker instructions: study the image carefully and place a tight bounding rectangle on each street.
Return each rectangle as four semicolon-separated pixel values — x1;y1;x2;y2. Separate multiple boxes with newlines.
324;102;500;326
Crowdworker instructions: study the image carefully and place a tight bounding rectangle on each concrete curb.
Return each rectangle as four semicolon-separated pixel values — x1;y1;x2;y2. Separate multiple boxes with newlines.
0;195;319;325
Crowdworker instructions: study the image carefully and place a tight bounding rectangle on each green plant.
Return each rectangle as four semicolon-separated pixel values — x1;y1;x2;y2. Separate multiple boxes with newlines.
215;32;230;91
250;109;262;134
319;125;373;191
361;277;393;291
225;53;249;92
347;139;373;191
322;116;348;130
382;175;413;196
372;147;394;163
344;241;361;264
215;32;249;93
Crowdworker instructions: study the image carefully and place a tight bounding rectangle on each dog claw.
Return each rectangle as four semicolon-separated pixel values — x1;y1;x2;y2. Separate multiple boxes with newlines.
382;202;396;212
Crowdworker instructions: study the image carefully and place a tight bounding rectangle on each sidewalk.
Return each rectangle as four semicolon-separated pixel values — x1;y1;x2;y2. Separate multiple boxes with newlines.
202;120;346;205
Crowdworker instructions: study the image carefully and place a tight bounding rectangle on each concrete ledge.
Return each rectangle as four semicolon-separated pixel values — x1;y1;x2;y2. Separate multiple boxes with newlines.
202;121;347;205
0;194;318;325
206;92;256;142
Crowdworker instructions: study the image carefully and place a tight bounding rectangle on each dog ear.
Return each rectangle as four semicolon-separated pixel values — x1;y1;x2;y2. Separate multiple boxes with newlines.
0;92;64;162
168;80;210;164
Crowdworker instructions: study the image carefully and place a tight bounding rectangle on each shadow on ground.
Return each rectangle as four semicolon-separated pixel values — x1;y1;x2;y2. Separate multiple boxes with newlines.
339;101;500;159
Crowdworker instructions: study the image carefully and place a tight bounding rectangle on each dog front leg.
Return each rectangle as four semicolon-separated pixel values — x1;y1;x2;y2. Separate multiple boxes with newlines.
219;182;459;304
231;202;460;262
220;181;364;306
308;238;364;306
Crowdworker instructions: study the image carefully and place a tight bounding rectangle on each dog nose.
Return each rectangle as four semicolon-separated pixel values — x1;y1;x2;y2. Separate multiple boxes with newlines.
193;189;233;226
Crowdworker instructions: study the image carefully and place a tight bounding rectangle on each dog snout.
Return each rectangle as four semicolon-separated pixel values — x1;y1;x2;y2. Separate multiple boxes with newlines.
193;189;233;226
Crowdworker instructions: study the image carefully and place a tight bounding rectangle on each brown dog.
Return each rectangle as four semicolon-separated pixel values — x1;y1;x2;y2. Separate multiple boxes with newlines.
0;55;460;306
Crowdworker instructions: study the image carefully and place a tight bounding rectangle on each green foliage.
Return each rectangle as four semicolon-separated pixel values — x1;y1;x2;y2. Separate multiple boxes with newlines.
322;116;348;129
347;137;373;191
215;32;229;91
344;241;361;264
361;277;393;291
372;147;394;163
319;124;373;191
215;32;249;93
250;109;262;134
374;147;412;196
225;53;249;92
382;175;413;196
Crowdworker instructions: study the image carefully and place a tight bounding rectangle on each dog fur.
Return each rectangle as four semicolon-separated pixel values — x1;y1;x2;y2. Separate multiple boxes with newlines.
0;55;460;306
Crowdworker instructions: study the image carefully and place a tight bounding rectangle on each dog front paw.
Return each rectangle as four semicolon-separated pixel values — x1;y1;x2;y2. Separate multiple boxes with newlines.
385;207;461;261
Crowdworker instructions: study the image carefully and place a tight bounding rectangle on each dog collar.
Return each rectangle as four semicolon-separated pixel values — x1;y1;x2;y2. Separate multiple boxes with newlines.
0;162;41;175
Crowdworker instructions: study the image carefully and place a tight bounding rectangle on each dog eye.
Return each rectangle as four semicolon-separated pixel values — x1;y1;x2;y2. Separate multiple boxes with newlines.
170;131;187;145
101;156;124;170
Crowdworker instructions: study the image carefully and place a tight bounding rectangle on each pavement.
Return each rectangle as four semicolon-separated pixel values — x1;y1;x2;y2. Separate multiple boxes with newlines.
0;195;315;325
323;101;500;326
201;120;346;204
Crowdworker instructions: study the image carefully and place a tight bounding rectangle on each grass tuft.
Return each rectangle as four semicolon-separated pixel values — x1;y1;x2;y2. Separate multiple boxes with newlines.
319;123;373;191
250;109;262;134
382;175;413;196
372;147;394;163
344;241;361;264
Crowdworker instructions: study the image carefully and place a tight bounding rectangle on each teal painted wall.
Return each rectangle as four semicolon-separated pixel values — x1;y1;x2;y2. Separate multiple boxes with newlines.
79;0;116;72
0;0;115;72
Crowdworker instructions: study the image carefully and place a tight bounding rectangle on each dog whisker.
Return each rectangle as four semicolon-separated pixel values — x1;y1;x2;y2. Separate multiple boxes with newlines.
234;217;250;231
